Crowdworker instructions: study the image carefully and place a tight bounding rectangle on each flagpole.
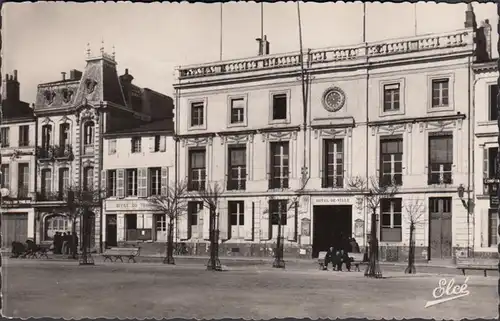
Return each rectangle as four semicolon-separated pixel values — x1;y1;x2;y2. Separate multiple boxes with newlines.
219;3;223;61
362;2;366;43
260;2;264;40
414;3;417;36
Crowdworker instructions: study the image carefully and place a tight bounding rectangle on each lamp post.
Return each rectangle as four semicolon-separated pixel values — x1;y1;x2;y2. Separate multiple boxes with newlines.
457;184;474;257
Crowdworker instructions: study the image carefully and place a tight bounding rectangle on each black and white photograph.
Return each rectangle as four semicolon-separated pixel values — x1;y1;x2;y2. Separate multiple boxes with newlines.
0;1;498;319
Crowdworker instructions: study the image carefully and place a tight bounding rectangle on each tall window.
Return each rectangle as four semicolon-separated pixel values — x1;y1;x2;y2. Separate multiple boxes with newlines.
0;164;9;189
380;198;402;242
230;98;245;124
190;102;204;127
108;139;117;155
227;146;246;190
188;201;202;226
431;79;449;108
272;93;287;120
380;138;403;186
41;169;52;195
155;214;167;241
270;199;287;225
323;139;344;188
83;167;93;191
154;135;161;152
83;121;95;145
428;134;453;185
488;209;498;247
18;164;29;198
126;169;138;196
229;201;244;226
45;215;70;240
149;167;161;196
59;123;70;146
1;127;9;147
484;147;498;195
18;125;30;147
41;124;52;148
383;84;400;112
489;84;498;121
188;149;206;191
107;170;117;197
269;142;289;189
58;168;69;197
131;137;141;153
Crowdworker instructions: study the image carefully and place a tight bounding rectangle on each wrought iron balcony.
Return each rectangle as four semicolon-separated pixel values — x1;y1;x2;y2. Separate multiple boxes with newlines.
35;191;64;202
54;144;74;160
36;146;54;161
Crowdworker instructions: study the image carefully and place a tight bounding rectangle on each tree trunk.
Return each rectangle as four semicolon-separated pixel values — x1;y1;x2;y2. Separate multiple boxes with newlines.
365;208;382;278
164;218;175;264
273;212;285;269
71;218;77;259
405;223;416;274
207;206;220;271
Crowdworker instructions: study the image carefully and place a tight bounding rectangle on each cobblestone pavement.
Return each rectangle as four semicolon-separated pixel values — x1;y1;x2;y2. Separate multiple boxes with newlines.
2;258;496;320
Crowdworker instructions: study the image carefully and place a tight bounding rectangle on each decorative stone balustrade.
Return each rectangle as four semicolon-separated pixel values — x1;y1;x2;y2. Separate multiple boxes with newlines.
177;29;472;80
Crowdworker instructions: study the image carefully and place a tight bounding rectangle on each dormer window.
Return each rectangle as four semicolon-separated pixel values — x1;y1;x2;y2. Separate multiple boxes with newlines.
131;137;141;153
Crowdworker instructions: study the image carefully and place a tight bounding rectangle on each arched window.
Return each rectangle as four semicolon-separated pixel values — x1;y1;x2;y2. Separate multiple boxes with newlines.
41;124;52;148
83;167;94;191
45;215;71;240
83;121;95;146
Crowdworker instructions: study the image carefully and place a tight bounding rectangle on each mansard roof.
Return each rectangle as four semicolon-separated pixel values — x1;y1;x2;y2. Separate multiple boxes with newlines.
103;117;174;138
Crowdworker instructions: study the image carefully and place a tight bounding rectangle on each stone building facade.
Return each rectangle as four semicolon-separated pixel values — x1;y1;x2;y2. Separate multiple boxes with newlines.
101;119;175;253
32;49;174;252
0;70;37;247
172;8;488;262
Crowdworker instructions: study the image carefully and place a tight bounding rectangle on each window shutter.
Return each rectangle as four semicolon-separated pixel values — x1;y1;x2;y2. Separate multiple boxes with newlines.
490;85;498;121
287;202;298;241
117;214;125;242
161;167;168;195
130;139;134;153
149;137;155;152
178;212;189;240
202;207;210;240
244;201;254;241
138;168;148;198
219;206;229;241
160;136;166;152
484;148;489;194
261;203;271;241
117;169;125;198
101;170;107;192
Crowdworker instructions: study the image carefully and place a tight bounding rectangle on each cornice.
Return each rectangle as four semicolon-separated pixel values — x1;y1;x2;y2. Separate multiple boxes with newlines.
368;113;466;127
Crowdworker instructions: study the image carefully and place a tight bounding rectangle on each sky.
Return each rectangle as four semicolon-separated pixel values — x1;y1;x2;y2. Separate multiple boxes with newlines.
2;2;497;104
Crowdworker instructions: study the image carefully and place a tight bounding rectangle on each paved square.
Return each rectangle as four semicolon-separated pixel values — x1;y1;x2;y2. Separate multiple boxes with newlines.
2;258;496;319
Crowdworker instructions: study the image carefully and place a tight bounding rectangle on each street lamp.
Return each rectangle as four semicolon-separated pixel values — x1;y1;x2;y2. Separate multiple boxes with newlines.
457;184;474;257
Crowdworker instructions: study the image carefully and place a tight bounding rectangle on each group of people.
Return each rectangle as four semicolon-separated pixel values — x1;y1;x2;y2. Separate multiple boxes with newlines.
52;232;78;255
323;237;361;272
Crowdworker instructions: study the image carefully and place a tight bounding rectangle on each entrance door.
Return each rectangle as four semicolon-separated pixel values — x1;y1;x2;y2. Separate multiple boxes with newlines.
429;197;453;259
105;214;117;248
155;214;167;241
312;205;352;258
1;213;28;248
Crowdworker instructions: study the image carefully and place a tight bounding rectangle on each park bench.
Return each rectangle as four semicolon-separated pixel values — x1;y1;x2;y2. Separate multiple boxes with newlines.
456;257;497;277
102;247;140;263
317;251;367;271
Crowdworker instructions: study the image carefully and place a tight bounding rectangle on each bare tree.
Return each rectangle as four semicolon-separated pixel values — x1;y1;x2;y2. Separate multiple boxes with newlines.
147;180;189;265
64;184;106;264
403;197;426;274
265;177;309;269
197;181;224;271
347;175;398;278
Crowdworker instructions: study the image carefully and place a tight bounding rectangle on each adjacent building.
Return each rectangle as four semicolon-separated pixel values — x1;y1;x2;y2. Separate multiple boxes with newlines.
172;6;489;262
32;49;174;252
0;71;37;247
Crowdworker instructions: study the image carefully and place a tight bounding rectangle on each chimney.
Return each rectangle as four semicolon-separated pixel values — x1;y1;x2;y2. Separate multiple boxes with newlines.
120;68;134;85
483;19;492;59
255;35;270;56
61;72;66;81
70;69;82;81
2;70;20;102
464;3;477;29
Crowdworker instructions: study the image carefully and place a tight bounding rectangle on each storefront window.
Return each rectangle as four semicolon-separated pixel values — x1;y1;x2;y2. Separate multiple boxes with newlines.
45;215;71;240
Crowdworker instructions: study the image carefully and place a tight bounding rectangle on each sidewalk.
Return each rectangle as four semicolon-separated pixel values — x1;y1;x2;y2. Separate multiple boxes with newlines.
4;250;457;269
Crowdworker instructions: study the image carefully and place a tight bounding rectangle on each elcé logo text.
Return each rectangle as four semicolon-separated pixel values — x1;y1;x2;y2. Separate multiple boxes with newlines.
425;277;470;308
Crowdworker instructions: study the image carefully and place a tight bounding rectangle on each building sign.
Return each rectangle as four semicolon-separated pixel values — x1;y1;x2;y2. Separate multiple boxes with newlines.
301;218;311;237
354;219;364;238
312;197;352;205
490;195;499;208
105;200;154;211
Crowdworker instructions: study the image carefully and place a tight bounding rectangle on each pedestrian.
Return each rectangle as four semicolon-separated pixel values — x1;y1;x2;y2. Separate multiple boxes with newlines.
332;250;342;271
73;232;79;255
350;237;360;253
54;232;62;254
62;232;69;255
324;247;334;271
341;250;352;272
